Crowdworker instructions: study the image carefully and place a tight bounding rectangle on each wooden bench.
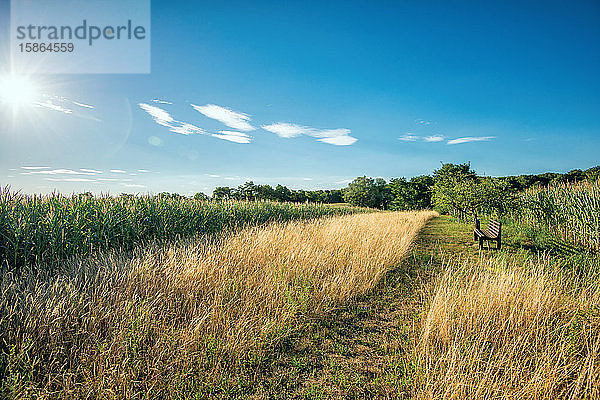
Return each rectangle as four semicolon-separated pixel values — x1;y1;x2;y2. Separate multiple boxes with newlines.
473;217;501;250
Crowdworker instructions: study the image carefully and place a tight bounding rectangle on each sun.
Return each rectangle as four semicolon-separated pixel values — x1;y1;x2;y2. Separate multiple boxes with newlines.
0;74;39;108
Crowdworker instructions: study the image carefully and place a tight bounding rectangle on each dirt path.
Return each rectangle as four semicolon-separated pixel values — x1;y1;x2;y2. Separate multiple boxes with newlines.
247;216;473;399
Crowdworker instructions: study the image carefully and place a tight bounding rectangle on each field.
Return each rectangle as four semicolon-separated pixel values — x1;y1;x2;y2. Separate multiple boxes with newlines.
1;180;599;399
0;188;368;272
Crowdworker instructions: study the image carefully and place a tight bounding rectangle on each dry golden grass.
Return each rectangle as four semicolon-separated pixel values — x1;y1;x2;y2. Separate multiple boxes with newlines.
1;210;436;398
416;253;600;399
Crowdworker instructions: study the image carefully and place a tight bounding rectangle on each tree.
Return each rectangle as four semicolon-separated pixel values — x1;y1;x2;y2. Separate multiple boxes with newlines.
274;184;292;202
432;162;477;218
343;176;390;208
237;181;257;201
193;192;209;201
213;187;232;201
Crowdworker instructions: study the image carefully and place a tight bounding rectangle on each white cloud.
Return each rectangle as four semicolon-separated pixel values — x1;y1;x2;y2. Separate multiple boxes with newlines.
121;183;146;188
169;122;204;135
447;136;496;145
80;169;102;174
139;103;173;127
212;130;252;144
35;101;73;114
317;136;358;146
21;166;50;170
151;99;173;105
416;119;431;125
191;104;255;132
424;135;445;142
398;134;420;141
98;178;119;181
139;103;204;135
334;179;353;184
44;177;96;182
137;169;150;173
262;122;357;145
21;169;97;175
70;100;94;109
399;134;445;143
262;123;311;138
110;169;126;173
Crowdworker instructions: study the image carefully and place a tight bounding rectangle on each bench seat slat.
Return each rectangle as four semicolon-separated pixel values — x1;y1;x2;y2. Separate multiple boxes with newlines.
473;218;502;250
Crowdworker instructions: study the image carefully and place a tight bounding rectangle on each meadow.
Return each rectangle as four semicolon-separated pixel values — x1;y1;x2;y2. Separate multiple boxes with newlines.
416;180;600;399
1;179;599;399
0;209;436;398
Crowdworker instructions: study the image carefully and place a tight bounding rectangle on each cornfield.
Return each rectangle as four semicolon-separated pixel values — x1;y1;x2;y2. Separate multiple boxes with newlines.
0;186;368;272
517;179;600;251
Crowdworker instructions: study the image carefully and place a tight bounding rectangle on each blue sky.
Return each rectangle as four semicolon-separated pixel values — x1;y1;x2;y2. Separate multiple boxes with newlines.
1;0;599;195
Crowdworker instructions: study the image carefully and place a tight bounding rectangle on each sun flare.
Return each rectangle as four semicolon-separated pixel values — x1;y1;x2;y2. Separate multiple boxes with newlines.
0;75;39;108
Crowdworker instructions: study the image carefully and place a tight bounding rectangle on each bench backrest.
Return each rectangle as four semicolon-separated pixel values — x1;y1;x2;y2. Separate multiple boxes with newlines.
487;220;501;237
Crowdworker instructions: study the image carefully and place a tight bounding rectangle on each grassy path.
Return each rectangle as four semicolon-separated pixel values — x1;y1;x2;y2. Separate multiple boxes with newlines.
246;216;476;399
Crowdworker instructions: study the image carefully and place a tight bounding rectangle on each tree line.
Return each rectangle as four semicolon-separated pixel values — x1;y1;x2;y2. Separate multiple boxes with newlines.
182;164;599;217
342;164;600;219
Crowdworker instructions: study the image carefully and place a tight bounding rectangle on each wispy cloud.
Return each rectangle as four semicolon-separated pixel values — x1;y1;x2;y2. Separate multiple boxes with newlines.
121;183;146;188
317;136;357;146
191;104;255;132
447;136;495;145
44;177;97;182
70;100;94;109
398;134;420;142
137;169;150;173
151;99;173;105
110;169;126;173
398;134;445;143
262;123;357;146
34;95;95;115
424;135;445;142
169;123;204;135
416;119;431;125
212;130;252;144
139;103;204;136
79;169;102;174
35;101;73;114
21;166;50;170
21;169;98;176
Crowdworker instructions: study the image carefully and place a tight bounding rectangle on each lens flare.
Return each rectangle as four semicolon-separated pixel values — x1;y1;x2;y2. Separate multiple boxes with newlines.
0;75;39;107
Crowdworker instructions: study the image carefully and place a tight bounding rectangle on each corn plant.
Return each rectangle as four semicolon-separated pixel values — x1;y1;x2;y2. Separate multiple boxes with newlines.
0;187;369;272
515;179;600;251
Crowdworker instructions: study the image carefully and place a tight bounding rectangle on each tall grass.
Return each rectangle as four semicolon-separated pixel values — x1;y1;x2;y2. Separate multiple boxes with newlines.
516;179;600;251
0;211;436;398
416;252;600;399
0;187;367;272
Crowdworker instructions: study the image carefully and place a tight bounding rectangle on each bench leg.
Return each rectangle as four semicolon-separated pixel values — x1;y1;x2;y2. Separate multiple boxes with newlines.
497;239;501;250
478;237;483;250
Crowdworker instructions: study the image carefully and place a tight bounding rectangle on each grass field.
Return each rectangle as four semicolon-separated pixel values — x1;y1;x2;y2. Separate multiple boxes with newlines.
0;210;436;398
1;181;599;399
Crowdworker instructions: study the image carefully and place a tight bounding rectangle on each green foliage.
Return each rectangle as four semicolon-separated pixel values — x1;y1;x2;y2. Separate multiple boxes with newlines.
342;176;390;209
389;175;434;210
0;187;368;272
431;163;518;219
193;192;210;201
515;179;600;251
212;182;343;204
